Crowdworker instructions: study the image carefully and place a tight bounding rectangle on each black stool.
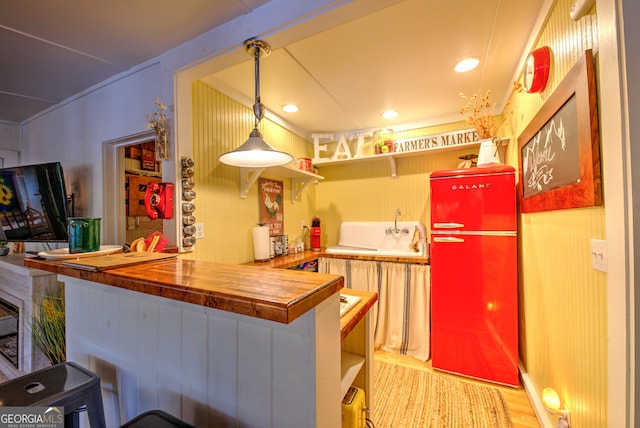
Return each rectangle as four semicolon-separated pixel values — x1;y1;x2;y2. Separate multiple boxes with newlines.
120;410;195;428
0;361;106;428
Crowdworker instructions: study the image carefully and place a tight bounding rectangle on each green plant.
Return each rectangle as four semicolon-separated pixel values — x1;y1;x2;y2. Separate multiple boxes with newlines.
31;293;66;365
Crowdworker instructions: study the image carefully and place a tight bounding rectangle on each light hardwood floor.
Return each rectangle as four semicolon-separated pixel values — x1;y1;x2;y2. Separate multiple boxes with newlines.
0;354;540;427
374;350;541;428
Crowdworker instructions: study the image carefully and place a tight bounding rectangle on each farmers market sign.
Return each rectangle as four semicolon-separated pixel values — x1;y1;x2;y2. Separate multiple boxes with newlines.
312;128;479;162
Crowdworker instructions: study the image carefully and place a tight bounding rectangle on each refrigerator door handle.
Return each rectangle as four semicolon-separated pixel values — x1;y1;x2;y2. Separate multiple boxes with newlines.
433;236;465;243
433;222;464;229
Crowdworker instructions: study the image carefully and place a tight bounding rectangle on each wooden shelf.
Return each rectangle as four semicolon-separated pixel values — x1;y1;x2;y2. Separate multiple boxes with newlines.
239;165;324;202
125;168;162;178
313;137;509;177
340;351;365;399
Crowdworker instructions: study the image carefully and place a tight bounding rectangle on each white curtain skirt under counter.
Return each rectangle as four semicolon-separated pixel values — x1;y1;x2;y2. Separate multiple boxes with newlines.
319;258;430;361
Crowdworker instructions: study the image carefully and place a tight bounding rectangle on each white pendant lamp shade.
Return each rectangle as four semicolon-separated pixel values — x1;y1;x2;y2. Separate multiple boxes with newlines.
219;128;293;168
219;38;293;168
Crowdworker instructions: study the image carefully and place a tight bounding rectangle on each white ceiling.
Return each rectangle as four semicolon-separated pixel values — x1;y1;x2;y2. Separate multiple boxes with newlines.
2;0;546;137
205;0;546;136
0;0;271;123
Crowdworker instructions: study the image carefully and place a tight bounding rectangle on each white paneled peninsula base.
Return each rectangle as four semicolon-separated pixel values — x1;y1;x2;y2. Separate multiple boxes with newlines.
24;257;361;428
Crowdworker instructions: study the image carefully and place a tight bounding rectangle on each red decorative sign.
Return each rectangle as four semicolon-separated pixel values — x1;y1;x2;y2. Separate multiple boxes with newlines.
258;178;283;236
141;156;156;171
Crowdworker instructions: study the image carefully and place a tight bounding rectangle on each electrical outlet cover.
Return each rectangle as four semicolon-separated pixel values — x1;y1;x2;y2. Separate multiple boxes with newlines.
195;223;205;239
590;239;607;273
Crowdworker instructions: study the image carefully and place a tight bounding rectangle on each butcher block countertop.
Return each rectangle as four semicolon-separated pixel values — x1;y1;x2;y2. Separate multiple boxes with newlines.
250;249;428;267
321;252;429;264
24;256;343;324
247;250;378;340
337;288;377;341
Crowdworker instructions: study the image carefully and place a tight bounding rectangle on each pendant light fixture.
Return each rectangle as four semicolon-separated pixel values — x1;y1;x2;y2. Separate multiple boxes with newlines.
219;39;293;168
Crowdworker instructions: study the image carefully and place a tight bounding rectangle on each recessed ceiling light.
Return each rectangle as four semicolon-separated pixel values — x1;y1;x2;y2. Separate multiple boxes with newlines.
382;110;398;119
454;58;480;73
282;104;299;113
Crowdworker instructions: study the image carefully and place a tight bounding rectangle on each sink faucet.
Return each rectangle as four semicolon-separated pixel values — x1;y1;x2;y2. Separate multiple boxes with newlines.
386;209;409;234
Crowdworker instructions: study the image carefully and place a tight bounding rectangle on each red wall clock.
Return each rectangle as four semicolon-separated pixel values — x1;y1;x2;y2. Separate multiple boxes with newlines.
524;46;551;93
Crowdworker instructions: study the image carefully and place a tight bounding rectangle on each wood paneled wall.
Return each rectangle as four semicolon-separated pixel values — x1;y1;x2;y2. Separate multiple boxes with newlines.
315;1;607;425
315;123;481;246
190;2;607;423
506;0;606;426
188;81;316;264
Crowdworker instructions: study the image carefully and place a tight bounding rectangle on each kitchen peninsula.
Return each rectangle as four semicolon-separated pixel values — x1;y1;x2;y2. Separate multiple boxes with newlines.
23;255;363;428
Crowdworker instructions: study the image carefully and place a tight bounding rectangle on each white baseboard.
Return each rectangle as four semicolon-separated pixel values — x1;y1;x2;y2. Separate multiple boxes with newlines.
519;363;554;428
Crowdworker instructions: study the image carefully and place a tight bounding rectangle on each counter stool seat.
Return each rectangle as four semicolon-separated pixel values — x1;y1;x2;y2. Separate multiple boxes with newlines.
0;361;106;428
120;410;195;428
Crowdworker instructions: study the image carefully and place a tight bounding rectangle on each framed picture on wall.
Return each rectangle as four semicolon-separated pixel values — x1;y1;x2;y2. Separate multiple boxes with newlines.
518;49;602;213
141;156;156;171
258;177;283;236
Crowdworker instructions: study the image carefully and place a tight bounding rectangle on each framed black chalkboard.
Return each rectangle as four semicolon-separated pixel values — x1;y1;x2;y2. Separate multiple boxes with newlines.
518;49;601;213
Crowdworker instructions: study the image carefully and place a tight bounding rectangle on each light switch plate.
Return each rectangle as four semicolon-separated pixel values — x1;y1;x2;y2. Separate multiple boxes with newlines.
590;239;607;272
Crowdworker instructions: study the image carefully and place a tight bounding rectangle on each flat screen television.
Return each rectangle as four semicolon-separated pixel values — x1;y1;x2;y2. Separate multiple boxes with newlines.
0;162;70;242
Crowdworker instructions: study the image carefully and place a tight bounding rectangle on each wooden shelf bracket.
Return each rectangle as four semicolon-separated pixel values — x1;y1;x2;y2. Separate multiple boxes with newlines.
239;167;265;199
239;165;323;201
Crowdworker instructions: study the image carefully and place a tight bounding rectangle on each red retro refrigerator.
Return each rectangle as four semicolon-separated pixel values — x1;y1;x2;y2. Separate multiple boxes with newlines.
429;165;518;386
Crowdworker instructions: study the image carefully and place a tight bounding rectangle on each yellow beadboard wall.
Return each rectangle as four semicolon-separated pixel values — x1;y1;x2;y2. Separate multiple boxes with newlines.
188;0;606;424
187;81;316;263
316;0;607;425
506;0;607;426
315;123;482;246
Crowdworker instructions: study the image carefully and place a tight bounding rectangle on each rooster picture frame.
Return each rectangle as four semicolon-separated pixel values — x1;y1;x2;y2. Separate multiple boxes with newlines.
258;177;284;236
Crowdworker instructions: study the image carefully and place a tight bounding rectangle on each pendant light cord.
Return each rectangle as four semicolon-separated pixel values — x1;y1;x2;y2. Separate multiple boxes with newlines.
252;43;265;129
218;38;293;168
